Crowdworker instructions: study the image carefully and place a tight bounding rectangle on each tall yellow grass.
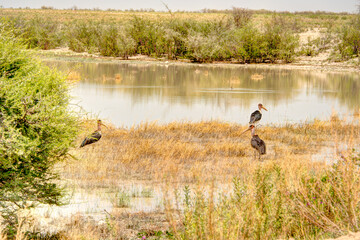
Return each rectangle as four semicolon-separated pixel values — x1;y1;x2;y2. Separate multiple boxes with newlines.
65;119;358;186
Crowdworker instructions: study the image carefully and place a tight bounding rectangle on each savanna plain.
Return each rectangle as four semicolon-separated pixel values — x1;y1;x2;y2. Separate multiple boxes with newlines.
1;7;360;240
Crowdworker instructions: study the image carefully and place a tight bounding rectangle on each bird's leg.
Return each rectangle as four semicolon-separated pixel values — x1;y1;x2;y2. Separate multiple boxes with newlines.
253;150;256;161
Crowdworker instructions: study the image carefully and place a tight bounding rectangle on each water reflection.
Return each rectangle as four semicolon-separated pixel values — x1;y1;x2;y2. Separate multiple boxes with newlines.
46;60;360;127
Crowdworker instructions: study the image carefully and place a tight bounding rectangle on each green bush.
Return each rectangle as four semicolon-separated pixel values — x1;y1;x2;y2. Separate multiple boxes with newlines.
336;17;360;59
98;24;136;58
67;20;101;53
0;29;78;236
128;16;166;57
3;16;63;50
229;26;265;63
262;16;299;62
22;17;63;50
185;31;232;62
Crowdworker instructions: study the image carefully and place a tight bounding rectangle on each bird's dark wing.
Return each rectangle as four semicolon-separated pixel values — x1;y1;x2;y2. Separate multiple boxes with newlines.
258;139;266;155
251;135;266;155
249;110;262;124
80;131;102;148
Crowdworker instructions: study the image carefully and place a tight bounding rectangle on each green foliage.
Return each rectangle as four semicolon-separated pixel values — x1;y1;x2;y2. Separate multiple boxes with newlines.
7;16;63;50
98;24;136;58
0;13;301;63
229;26;265;62
185;30;231;62
262;16;299;62
0;29;78;235
128;16;167;57
336;16;360;59
67;20;101;53
137;230;174;239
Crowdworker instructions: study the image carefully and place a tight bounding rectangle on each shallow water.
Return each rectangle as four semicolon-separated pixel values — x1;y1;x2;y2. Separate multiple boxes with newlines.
46;60;360;127
38;60;360;233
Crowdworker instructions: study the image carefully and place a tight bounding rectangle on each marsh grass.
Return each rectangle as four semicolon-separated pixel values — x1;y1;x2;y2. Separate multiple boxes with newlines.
58;118;359;239
67;119;359;186
111;191;131;208
163;151;360;240
7;118;357;239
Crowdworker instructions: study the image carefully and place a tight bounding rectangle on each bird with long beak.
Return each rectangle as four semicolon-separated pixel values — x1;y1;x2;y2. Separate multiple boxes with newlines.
241;125;266;161
249;103;268;125
80;120;107;148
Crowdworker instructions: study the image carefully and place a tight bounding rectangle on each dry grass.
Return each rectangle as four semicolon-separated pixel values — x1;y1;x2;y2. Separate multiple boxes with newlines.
0;9;227;24
63;119;359;188
0;8;355;28
8;118;357;239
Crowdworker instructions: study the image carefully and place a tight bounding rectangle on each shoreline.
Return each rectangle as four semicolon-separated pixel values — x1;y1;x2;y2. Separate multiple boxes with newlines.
36;48;360;73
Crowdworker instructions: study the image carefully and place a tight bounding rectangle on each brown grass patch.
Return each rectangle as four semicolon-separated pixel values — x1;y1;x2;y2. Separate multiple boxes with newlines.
63;119;359;187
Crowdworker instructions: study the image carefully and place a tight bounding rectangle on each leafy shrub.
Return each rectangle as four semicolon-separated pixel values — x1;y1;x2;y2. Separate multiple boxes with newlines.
262;16;299;62
67;20;101;53
336;17;360;59
128;16;166;57
185;31;231;62
0;28;78;236
24;17;63;50
98;24;136;58
228;26;265;63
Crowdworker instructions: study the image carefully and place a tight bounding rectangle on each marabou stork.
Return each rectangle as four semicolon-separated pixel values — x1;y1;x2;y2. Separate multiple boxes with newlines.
241;125;266;160
249;103;268;125
80;120;107;148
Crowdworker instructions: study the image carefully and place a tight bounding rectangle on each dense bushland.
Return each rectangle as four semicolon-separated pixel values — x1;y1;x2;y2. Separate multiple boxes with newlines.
0;28;78;237
2;10;301;63
2;8;360;63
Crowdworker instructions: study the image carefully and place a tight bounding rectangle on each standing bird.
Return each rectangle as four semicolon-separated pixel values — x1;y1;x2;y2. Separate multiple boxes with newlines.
80;120;106;148
249;103;268;125
241;125;266;160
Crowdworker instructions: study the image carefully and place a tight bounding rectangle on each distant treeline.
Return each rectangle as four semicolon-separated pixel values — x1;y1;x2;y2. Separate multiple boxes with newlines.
2;8;360;62
5;6;352;15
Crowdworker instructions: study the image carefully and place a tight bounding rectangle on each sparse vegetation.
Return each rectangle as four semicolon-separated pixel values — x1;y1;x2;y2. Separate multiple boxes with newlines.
112;190;131;208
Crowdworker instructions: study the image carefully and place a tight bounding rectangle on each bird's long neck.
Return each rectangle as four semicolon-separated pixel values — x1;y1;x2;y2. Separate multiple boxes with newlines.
251;128;255;137
258;107;262;112
97;123;102;132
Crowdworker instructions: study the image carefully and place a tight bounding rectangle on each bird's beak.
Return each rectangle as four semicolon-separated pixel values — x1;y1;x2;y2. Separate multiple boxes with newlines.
240;126;252;136
101;123;108;128
261;106;268;111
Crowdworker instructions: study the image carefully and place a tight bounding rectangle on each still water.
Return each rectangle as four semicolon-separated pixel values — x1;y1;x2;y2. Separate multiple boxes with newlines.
48;60;360;127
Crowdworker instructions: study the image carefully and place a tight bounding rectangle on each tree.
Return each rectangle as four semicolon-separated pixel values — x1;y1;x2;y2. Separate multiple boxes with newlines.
0;28;78;235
